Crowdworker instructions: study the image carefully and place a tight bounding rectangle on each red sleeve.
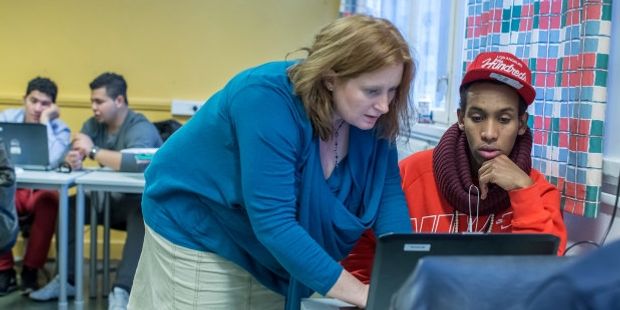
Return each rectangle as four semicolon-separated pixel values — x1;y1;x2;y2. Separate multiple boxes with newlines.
508;170;567;255
340;230;377;284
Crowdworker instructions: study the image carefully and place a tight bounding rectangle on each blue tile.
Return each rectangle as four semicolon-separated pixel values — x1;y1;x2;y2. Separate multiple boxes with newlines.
534;102;544;114
580;87;593;101
544;89;554;100
584;38;599;53
544;103;554;116
533;145;544;157
585;21;600;36
550;30;560;43
539;30;549;42
559;163;567;176
579;104;593;118
566;163;576;181
560;104;569;117
548;45;559;57
559;148;568;161
516;46;524;57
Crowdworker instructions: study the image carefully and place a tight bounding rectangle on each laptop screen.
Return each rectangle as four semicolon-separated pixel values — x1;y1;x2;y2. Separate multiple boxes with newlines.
0;122;50;170
366;233;559;310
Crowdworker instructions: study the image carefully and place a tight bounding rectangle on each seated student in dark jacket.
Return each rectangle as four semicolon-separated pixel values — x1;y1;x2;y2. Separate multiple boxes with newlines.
0;142;18;295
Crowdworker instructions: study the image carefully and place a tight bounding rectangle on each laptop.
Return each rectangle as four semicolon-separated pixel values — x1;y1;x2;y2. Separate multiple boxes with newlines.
366;233;559;310
0;122;51;170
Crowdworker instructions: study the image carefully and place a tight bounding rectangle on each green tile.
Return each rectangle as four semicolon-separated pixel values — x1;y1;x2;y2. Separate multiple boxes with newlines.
552;118;560;131
511;19;521;31
533;15;539;28
595;71;608;86
534;1;540;14
502;21;510;33
603;4;612;20
584;202;598;218
561;12;567;27
590;120;604;136
551;132;559;146
503;8;511;20
586;186;599;202
596;54;609;69
589;136;603;153
512;5;522;18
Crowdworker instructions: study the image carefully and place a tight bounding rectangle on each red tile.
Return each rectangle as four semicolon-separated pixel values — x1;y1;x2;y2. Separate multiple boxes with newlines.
560;118;569;131
559;132;568;147
585;3;602;20
540;1;551;14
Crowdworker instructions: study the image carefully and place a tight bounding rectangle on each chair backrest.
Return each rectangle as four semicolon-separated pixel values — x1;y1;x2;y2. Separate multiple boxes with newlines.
152;119;182;142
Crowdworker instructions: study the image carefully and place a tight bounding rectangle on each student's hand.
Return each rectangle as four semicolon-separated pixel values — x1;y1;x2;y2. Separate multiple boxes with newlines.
39;105;60;125
478;154;533;200
71;133;95;156
65;150;84;170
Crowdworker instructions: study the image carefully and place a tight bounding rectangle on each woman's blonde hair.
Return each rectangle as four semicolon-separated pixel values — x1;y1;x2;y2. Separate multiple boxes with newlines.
288;14;415;141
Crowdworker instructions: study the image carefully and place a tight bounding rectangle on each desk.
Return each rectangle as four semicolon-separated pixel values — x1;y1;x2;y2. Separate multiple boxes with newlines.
74;171;145;309
16;170;88;310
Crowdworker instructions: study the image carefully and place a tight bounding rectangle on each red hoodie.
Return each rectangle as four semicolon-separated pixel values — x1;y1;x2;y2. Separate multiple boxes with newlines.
341;149;568;284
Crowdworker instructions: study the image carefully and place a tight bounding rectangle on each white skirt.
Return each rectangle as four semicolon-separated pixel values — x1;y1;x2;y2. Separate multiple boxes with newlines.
128;225;285;310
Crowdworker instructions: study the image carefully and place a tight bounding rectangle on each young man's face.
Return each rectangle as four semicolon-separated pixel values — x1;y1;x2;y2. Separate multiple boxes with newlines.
23;90;54;123
90;87;122;124
457;82;527;170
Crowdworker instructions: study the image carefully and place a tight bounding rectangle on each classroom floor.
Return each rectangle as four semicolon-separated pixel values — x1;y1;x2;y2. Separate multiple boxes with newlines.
0;260;115;310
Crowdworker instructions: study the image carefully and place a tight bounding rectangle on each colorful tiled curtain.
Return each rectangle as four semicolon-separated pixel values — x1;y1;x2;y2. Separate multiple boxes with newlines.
465;0;611;217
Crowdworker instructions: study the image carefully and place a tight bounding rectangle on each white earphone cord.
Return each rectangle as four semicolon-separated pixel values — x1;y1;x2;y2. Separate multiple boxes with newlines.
468;184;481;233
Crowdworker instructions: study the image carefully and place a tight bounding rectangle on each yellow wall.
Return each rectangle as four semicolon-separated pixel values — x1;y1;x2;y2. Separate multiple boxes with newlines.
4;0;340;260
0;0;340;131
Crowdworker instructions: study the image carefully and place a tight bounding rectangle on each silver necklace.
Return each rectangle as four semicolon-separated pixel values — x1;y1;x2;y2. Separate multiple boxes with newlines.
334;120;345;167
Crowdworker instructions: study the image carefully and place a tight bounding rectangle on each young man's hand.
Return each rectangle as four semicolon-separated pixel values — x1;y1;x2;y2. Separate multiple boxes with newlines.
478;154;533;199
71;133;95;157
65;150;84;170
39;105;60;125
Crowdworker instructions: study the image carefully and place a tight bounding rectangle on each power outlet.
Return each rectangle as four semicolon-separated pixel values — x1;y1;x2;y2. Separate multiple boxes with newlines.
171;99;203;116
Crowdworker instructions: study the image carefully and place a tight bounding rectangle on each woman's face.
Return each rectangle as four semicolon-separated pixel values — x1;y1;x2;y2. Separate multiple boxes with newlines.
329;63;404;130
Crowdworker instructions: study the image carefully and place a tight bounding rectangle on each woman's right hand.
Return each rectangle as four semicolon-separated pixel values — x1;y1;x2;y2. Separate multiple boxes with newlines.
326;269;369;308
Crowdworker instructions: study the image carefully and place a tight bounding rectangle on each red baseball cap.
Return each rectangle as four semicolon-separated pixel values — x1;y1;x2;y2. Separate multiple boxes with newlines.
460;51;536;105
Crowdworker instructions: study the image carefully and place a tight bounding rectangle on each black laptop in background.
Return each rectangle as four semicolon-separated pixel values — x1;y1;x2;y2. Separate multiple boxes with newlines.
0;122;51;170
366;233;560;310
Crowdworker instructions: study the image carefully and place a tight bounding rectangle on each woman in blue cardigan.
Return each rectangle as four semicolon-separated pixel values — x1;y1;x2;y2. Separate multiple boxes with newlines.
129;15;414;309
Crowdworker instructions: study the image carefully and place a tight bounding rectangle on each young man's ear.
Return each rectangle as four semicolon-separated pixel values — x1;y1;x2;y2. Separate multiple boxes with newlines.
457;109;465;130
518;112;529;135
114;95;126;107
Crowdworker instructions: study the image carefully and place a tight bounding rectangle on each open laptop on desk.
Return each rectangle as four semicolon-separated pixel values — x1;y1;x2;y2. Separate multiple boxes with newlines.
366;233;559;310
0;122;51;170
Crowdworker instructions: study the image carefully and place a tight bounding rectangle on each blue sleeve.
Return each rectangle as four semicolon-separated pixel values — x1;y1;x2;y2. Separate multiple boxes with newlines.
47;121;71;168
231;84;343;295
373;146;412;236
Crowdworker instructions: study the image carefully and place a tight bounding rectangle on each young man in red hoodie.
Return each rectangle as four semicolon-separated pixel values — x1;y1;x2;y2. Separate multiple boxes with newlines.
341;51;567;284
